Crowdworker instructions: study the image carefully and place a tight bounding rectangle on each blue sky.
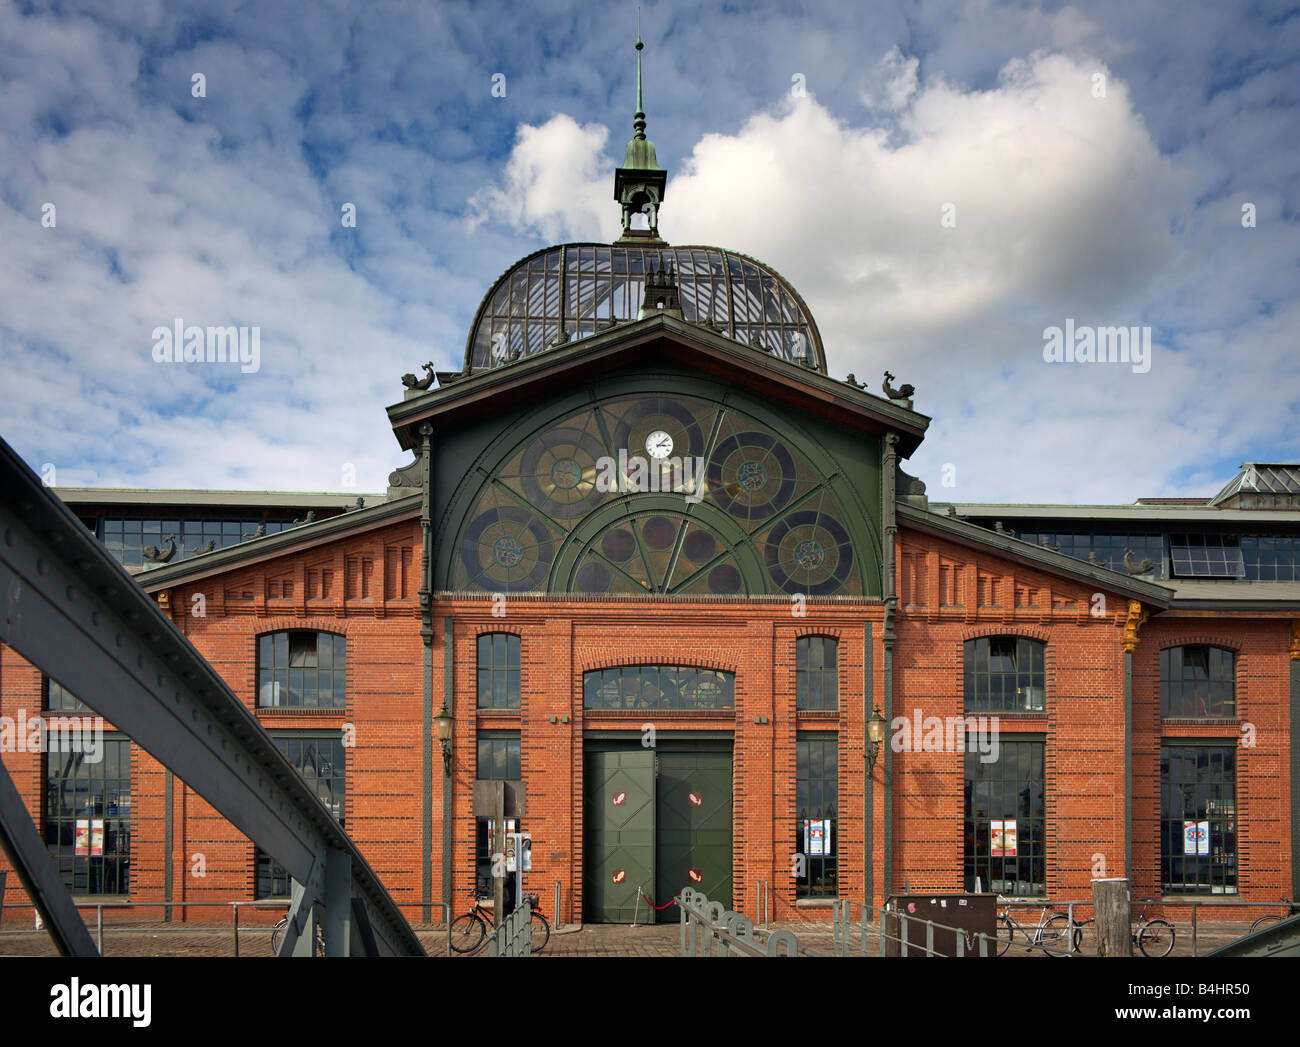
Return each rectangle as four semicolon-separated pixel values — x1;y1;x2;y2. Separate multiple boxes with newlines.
1;0;1297;502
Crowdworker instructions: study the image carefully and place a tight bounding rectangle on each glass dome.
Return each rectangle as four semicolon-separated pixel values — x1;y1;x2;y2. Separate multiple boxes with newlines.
464;243;825;374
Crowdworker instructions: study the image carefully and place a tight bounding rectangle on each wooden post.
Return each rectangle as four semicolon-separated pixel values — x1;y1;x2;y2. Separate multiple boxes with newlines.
1091;878;1132;957
492;781;506;928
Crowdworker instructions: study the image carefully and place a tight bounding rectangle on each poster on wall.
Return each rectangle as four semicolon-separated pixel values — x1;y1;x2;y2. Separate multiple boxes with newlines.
991;820;1017;857
74;820;104;857
1183;820;1210;856
487;819;524;871
803;819;832;856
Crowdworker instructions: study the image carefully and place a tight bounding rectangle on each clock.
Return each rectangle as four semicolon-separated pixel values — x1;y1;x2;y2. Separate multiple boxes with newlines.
645;430;673;459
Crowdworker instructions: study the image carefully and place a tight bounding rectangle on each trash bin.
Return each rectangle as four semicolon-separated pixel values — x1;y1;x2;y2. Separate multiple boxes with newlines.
883;893;999;956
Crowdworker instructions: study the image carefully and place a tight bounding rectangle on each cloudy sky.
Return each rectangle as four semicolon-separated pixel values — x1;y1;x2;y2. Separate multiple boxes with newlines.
2;0;1296;503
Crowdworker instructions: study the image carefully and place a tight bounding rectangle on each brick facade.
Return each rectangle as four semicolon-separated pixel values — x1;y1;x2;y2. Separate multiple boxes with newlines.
3;515;1292;927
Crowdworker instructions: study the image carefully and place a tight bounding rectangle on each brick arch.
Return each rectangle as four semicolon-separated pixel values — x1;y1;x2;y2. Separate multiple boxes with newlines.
473;626;523;640
255;618;351;637
959;624;1052;643
1154;636;1242;654
793;628;843;640
580;655;738;674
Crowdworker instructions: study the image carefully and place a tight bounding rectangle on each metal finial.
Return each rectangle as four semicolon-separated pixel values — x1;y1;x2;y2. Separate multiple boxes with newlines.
633;8;646;141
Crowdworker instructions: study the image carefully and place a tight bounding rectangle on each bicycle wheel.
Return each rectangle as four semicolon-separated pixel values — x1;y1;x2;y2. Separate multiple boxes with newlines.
996;916;1014;956
1039;914;1073;955
1138;919;1175;957
530;910;550;953
271;917;286;956
1249;914;1281;933
448;912;487;954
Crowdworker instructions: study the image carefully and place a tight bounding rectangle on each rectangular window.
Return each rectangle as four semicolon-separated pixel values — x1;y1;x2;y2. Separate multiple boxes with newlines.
964;637;1045;713
1169;534;1246;579
795;733;838;897
477;633;521;709
1161;744;1237;895
796;637;838;711
45;736;131;896
256;734;346;898
964;738;1045;896
1160;646;1235;718
257;631;346;708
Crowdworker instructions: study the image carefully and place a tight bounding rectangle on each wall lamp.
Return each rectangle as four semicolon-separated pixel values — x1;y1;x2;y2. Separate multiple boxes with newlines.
866;706;887;776
434;705;454;776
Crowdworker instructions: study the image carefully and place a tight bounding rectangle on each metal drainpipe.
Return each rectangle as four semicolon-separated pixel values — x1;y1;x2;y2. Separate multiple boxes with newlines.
881;431;900;901
419;422;434;924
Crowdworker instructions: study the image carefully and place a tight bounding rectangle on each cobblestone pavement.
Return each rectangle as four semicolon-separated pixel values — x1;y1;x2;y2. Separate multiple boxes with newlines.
0;918;1257;958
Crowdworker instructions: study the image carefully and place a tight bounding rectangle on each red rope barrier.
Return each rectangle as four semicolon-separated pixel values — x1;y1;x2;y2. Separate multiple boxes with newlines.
638;888;679;910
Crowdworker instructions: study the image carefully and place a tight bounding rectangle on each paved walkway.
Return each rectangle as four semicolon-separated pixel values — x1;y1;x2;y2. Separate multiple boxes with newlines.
0;918;1255;957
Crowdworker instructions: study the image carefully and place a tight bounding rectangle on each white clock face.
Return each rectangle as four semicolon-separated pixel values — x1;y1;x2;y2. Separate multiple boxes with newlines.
645;430;674;459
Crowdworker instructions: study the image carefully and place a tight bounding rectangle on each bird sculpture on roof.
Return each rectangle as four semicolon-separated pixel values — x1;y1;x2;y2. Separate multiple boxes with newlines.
844;374;867;390
346;497;365;511
1124;548;1155;575
882;371;915;400
143;535;177;564
293;511;317;526
401;362;436;390
244;523;266;540
197;539;216;554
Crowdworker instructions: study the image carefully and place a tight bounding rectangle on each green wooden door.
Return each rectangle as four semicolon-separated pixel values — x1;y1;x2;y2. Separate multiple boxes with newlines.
655;750;733;922
583;750;655;923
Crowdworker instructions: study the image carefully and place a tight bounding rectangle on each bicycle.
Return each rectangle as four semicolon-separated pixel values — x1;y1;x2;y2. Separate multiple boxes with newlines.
271;914;326;956
996;906;1075;956
1066;904;1175;957
448;888;550;954
1249;897;1300;932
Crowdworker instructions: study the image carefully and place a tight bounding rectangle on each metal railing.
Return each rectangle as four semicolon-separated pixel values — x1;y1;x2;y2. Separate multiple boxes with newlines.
487;897;532;957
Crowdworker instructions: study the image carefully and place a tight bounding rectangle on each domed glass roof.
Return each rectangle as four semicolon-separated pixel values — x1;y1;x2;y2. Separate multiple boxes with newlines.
464;243;825;374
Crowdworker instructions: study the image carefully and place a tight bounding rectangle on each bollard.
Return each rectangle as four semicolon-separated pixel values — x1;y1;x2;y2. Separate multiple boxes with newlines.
232;904;240;958
1092;878;1133;957
554;882;561;931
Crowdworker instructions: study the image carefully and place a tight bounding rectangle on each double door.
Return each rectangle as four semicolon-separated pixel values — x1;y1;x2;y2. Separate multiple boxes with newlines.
583;745;732;923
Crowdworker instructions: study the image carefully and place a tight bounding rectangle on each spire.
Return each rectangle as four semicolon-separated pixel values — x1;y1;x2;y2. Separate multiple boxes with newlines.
633;10;646;141
615;11;668;243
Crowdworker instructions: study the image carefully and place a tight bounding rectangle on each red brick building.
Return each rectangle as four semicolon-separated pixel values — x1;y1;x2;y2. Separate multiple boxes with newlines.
3;91;1298;933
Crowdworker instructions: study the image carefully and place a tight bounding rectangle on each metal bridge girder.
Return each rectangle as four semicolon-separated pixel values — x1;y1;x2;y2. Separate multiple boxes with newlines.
0;437;423;956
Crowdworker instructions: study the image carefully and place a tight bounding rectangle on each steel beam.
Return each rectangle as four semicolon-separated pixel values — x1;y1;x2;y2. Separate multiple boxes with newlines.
0;436;423;956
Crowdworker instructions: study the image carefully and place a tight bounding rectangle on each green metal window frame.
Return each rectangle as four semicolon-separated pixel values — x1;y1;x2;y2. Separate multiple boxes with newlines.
476;732;521;780
583;665;735;711
255;733;347;899
256;630;347;709
476;633;521;709
964;738;1046;896
45;676;89;712
795;636;838;711
795;732;838;897
1160;741;1237;895
964;637;1045;713
44;734;131;896
1160;645;1235;719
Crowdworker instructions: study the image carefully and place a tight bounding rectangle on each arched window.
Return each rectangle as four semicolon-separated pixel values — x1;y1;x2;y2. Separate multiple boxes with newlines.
257;631;346;708
1160;646;1235;718
582;666;734;711
477;633;521;708
964;637;1045;712
796;636;838;711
